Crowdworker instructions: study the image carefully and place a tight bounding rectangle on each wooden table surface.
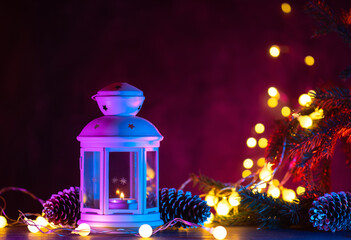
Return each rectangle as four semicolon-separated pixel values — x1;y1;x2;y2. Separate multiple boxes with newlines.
1;225;351;240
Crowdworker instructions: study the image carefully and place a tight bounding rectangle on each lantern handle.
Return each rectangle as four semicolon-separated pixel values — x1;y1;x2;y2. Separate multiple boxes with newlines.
91;94;98;101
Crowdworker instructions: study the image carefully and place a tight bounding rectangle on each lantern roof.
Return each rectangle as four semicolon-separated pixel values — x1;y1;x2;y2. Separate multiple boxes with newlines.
77;116;163;140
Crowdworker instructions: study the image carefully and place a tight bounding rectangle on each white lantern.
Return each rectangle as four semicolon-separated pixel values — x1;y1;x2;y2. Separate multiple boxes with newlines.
77;83;163;227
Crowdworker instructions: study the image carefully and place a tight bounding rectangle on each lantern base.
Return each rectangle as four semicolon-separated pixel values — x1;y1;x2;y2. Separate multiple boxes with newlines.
78;212;164;228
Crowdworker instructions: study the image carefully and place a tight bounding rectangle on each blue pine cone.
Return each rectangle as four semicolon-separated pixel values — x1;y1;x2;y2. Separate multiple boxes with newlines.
309;191;351;232
159;188;211;228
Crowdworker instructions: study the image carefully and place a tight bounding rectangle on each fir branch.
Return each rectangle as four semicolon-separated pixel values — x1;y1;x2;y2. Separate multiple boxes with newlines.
214;210;260;226
190;173;228;193
305;0;338;37
265;119;291;165
312;88;351;109
306;0;351;47
238;187;300;228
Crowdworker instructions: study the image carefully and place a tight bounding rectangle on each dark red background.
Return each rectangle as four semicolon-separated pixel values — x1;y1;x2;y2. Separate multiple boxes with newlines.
1;0;351;215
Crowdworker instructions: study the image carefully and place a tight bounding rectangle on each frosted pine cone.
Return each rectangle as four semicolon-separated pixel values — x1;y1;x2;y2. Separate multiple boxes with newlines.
159;188;211;228
309;191;351;232
42;187;80;227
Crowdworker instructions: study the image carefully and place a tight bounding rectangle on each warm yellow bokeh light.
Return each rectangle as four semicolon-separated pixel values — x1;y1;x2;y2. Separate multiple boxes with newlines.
243;158;254;169
257;182;267;189
272;179;280;187
281;3;292;13
212;226;227;240
267;98;278;108
268;87;279;98
269;45;280;57
298;94;312;106
257;157;266;167
28;224;40;233
259;167;273;181
268;187;280;198
242;169;252;178
282;189;296;202
246;137;257;148
308;90;316;98
205;194;218;207
298;115;313;128
304;55;315;66
139;224;153;238
205;212;215;224
216;198;231;216
229;192;241;207
296;186;306;195
36;216;48;227
281;106;291;117
255;123;265;134
258;138;268;148
75;223;91;236
310;108;324;120
0;216;7;228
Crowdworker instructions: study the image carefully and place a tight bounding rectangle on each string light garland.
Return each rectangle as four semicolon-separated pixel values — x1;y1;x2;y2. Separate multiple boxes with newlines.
0;187;227;239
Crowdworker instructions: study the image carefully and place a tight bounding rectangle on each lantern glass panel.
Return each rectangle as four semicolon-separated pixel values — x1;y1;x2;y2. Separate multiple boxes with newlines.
146;151;157;209
83;151;100;209
109;152;138;210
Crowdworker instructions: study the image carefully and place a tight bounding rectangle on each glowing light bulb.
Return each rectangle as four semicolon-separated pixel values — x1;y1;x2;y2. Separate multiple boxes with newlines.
308;90;316;98
282;189;296;202
258;138;268;148
147;168;155;179
242;169;252;178
281;3;291;13
298;94;312;106
139;224;153;238
296;186;306;195
259;167;273;181
36;216;48;227
204;212;214;224
246;137;257;148
0;216;7;228
298;115;313;128
267;187;280;198
304;55;315;66
216;198;231;216
243;158;254;169
310;108;324;120
75;223;91;236
255;123;265;134
272;179;280;187
28;223;40;233
205;194;218;207
267;98;278;108
268;87;278;98
281;106;291;117
269;45;280;57
257;182;267;189
257;157;266;167
228;192;241;207
212;226;227;240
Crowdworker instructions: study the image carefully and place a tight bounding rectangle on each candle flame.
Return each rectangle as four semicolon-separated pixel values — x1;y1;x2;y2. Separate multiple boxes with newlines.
120;192;124;200
116;189;120;195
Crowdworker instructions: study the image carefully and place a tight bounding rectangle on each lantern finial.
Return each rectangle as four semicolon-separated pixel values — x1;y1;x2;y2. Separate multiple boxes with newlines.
92;82;145;116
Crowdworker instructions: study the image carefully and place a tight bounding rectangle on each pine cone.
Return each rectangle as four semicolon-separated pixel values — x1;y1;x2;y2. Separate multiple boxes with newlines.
42;187;80;227
159;188;211;228
309;191;351;232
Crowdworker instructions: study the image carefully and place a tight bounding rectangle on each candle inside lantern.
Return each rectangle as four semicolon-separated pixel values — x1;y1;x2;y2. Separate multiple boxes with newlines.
109;192;137;210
